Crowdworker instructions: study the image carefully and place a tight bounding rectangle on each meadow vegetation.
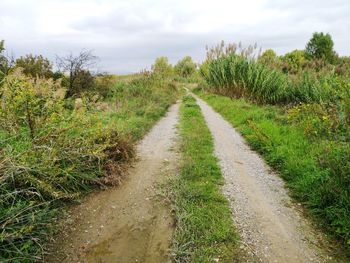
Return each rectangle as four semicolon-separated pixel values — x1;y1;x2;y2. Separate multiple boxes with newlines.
0;41;181;262
198;32;350;252
2;27;350;261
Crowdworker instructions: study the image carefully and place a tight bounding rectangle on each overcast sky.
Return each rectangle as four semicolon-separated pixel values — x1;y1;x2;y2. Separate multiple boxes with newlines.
0;0;349;73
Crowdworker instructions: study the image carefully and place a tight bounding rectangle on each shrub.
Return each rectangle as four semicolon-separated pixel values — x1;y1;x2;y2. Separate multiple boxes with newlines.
258;49;278;66
174;56;196;78
15;54;53;79
151;56;173;77
0;68;65;138
70;69;95;95
93;74;117;98
281;50;306;73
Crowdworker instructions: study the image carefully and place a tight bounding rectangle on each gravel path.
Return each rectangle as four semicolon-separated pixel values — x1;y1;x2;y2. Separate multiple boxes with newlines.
195;96;333;263
47;104;179;263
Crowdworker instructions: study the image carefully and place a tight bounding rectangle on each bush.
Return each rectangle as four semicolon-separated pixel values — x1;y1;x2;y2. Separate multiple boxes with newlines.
290;70;341;103
151;56;173;77
281;50;306;73
258;49;278;66
70;69;95;95
0;68;65;138
174;56;196;78
15;54;53;79
93;74;117;98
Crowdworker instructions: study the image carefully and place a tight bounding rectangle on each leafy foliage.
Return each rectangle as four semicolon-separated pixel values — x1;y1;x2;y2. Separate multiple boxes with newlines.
258;49;278;66
281;50;306;73
305;32;337;63
0;40;14;82
174;56;196;78
15;54;53;79
151;56;173;77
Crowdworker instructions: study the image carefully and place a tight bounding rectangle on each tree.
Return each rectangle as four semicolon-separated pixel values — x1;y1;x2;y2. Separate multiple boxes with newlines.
151;56;173;77
305;32;337;63
0;40;15;81
174;56;197;78
15;54;53;78
56;50;97;97
258;49;278;65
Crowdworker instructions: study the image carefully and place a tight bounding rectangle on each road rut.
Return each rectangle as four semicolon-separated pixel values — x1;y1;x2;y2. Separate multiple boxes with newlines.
48;103;179;263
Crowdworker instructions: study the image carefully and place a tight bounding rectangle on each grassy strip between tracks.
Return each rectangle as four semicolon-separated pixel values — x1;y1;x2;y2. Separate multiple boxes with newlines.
170;95;239;262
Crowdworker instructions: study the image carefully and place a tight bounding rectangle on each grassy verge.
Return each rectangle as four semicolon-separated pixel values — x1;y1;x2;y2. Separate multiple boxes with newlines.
171;95;238;262
195;90;350;255
0;73;179;262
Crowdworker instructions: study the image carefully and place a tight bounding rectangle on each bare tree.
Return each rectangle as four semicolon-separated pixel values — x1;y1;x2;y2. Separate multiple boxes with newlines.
56;50;98;97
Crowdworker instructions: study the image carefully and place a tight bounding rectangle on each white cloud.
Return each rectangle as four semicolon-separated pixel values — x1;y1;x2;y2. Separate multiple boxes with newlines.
0;0;349;73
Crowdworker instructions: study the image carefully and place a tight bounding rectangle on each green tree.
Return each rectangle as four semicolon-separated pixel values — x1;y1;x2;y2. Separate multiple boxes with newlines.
151;56;173;77
174;56;197;77
258;49;277;65
305;32;337;63
15;54;53;78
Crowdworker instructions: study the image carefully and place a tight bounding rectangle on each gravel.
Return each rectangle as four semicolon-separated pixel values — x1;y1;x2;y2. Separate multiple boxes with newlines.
195;95;333;263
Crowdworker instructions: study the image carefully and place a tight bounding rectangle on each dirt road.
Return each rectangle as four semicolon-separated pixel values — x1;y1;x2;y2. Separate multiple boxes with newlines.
195;96;333;263
48;103;179;263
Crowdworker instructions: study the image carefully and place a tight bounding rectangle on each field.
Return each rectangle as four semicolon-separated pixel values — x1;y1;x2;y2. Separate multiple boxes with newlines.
1;31;350;262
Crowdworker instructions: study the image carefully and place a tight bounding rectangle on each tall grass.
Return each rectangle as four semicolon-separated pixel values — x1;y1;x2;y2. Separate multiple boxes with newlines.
205;54;288;104
202;46;343;105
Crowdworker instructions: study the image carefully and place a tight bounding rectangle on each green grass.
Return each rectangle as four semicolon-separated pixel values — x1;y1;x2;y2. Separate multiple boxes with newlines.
195;90;350;256
171;95;238;262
